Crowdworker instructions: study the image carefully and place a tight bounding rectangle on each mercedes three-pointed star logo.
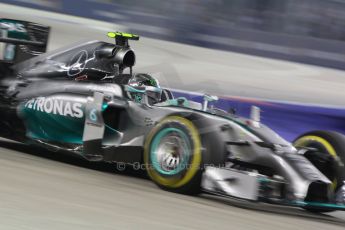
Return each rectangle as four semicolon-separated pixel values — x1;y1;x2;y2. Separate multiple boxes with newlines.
67;50;88;77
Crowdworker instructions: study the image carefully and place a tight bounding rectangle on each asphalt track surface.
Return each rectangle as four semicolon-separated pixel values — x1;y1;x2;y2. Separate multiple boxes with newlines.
1;3;345;230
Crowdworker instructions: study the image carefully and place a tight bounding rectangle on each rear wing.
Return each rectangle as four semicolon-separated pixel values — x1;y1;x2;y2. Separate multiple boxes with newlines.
0;19;50;64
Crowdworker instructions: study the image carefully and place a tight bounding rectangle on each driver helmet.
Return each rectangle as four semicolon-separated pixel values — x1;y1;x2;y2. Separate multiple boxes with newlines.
128;73;162;104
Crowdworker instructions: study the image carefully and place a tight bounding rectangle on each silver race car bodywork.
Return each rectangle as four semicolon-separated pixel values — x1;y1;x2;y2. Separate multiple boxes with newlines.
0;19;344;212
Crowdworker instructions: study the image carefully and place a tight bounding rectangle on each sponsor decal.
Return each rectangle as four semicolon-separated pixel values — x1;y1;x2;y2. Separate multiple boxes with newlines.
1;21;27;33
75;74;88;81
89;108;97;122
144;117;154;126
67;50;88;77
24;97;83;118
0;20;29;40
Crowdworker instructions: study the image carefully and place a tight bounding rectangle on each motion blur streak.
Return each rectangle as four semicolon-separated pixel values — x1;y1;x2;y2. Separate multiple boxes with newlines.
0;140;344;230
2;0;345;69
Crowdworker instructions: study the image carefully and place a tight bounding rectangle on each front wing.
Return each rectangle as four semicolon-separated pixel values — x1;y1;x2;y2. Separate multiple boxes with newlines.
201;166;345;211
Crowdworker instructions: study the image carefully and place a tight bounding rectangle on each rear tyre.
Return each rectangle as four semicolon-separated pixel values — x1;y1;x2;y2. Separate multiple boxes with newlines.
294;130;345;212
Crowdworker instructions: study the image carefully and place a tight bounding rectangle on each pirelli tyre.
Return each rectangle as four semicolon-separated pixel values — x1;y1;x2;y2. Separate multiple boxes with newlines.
294;131;345;212
144;115;225;194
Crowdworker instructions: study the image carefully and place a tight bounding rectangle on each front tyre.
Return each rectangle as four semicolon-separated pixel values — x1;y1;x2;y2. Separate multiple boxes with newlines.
294;130;345;212
144;116;202;194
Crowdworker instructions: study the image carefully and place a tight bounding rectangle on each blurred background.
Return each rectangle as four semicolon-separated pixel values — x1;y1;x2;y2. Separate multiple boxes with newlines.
2;0;345;69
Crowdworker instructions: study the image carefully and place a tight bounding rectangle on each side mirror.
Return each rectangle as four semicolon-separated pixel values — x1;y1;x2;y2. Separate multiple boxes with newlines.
250;106;261;128
202;94;218;111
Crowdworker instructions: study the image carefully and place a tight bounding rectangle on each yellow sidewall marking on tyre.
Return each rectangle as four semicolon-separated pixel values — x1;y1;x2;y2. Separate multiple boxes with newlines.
294;135;338;189
294;135;337;157
144;116;202;188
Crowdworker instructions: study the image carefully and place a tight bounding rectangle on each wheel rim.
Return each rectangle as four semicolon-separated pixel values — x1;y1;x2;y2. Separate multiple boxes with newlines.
150;128;191;175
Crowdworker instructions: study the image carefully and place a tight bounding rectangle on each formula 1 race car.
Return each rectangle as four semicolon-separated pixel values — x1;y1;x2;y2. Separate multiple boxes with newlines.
0;19;345;213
